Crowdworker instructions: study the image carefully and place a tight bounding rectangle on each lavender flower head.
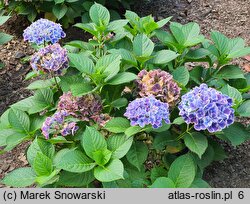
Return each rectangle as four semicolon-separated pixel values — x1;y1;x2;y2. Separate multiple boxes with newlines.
124;96;170;129
178;84;235;133
30;43;68;74
57;92;106;124
136;69;181;107
41;110;79;139
23;18;66;45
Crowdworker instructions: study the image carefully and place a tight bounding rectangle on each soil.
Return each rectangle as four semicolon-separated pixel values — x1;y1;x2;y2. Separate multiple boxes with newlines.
0;0;250;188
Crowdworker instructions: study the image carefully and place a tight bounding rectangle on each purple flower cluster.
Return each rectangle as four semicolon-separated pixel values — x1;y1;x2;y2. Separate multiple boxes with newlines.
23;18;66;45
30;43;68;74
136;69;181;107
57;92;110;126
41;111;79;139
124;96;170;129
178;84;234;133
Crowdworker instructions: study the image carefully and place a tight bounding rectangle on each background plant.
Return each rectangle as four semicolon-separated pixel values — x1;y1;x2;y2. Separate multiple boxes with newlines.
0;8;13;68
1;0;135;27
0;3;250;188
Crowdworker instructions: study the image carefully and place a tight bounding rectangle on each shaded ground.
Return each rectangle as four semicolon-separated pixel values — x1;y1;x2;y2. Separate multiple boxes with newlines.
0;0;250;187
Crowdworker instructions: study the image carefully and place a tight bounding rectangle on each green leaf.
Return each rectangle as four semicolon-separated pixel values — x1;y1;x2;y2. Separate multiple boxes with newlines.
107;19;129;31
182;22;204;46
153;131;173;150
68;53;94;74
153;50;179;64
94;159;124;182
4;132;28;151
92;148;112;166
156;16;172;28
124;126;143;137
0;16;11;26
222;123;250;146
209;140;227;161
107;134;133;159
173;117;185;125
104;117;130;133
215;65;245;80
54;149;96;173
168;154;196;188
186;48;210;59
8;108;30;133
11;96;34;112
150;167;168;183
126;141;148;170
150;177;175;188
26;79;57;90
33;152;53;176
0;129;16;146
27;137;55;165
227;47;250;59
70;82;93;97
89;3;110;26
28;88;54;114
184;132;208;158
47;136;73;144
107;72;137;85
1;167;36;187
133;34;154;57
81;126;107;159
111;98;128;109
155;30;176;46
237;100;250;117
192;145;214;170
170;22;185;45
173;66;190;86
0;32;13;45
221;84;242;103
111;48;137;66
211;31;229;55
52;4;67;20
74;23;98;36
36;169;60;187
190;178;210;188
96;54;121;82
55;0;64;4
58;170;95;187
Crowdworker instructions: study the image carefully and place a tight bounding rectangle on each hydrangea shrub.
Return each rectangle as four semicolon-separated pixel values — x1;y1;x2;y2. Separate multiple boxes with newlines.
1;3;250;188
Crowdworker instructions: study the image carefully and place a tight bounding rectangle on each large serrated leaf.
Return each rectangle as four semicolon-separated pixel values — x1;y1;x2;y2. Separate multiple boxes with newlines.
126;141;148;170
1;167;36;187
94;159;124;182
8;108;30;133
54;149;96;173
133;34;154;57
81;126;107;159
184;132;208;158
107;134;133;159
168;154;196;187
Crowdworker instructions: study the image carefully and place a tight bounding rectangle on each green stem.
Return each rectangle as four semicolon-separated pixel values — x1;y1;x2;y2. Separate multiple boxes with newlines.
176;124;193;140
51;72;60;91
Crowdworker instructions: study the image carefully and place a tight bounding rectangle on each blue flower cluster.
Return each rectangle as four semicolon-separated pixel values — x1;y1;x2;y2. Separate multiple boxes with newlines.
124;96;170;129
30;43;68;74
178;84;234;132
23;18;66;45
41;111;79;139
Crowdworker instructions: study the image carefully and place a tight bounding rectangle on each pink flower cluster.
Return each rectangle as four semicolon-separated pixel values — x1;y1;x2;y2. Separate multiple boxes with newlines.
135;69;181;107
